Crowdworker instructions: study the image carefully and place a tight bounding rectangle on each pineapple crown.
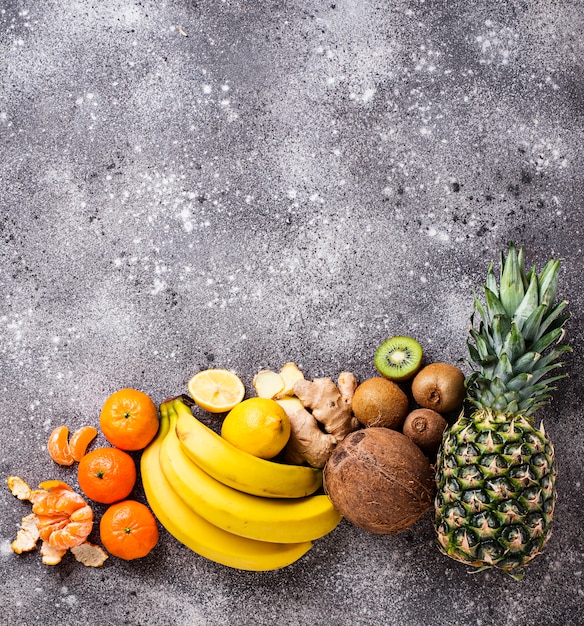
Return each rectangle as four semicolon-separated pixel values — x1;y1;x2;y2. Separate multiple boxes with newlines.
466;243;571;417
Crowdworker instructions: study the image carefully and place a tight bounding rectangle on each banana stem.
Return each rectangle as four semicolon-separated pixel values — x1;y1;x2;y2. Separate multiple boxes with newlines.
160;394;195;410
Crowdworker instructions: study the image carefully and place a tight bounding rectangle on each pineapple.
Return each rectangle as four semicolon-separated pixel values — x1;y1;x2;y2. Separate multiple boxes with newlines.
434;244;571;579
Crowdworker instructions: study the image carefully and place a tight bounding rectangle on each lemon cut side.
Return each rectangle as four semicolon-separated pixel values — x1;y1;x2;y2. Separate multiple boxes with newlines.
188;369;246;413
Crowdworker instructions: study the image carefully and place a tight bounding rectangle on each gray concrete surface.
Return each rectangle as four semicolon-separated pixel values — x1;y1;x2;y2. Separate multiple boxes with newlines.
1;1;583;624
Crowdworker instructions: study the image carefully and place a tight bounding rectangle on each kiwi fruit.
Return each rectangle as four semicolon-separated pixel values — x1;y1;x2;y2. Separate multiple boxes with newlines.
402;408;448;455
351;377;409;429
411;363;465;414
374;336;423;381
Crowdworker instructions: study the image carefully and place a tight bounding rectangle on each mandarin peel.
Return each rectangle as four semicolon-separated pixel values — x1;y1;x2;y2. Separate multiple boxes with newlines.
7;476;101;566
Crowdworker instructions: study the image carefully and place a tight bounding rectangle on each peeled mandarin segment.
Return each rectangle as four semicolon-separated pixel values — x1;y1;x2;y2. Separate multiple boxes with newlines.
47;426;75;466
69;426;98;461
188;369;245;413
32;483;94;550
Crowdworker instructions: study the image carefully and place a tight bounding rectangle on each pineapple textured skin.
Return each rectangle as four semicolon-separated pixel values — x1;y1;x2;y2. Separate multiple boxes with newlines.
434;244;570;578
435;408;556;575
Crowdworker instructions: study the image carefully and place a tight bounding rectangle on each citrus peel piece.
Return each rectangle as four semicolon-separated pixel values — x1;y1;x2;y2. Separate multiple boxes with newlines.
40;541;67;565
8;476;99;566
71;542;108;567
7;475;33;501
11;513;40;554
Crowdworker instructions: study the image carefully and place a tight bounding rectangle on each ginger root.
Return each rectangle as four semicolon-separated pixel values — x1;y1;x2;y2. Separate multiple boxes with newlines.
253;364;360;468
253;362;305;399
279;399;337;469
293;372;360;441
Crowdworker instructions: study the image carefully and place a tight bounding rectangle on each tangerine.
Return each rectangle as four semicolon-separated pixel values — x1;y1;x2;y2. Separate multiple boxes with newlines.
99;500;158;560
100;388;159;450
77;447;136;504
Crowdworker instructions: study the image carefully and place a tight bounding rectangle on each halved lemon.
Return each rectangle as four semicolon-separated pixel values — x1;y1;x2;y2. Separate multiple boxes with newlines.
187;369;246;413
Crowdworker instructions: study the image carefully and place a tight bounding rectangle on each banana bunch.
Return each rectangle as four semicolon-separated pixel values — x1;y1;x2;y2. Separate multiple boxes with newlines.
140;397;342;571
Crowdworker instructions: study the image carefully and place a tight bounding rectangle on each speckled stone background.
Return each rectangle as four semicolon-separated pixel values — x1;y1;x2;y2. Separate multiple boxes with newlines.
1;1;583;624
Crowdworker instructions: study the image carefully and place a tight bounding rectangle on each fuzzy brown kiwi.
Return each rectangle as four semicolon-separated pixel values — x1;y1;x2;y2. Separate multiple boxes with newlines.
351;377;409;429
374;335;423;381
411;363;465;413
402;408;448;455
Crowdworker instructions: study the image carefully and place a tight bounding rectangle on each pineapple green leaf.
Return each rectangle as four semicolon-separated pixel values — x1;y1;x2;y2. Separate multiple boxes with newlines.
484;287;508;320
517;246;527;288
518;380;560;400
528;364;568;386
531;327;565;354
472;292;489;327
490;377;508;397
536;344;572;370
521;305;547;344
514;271;539;331
518;396;539;413
469;328;494;360
502;322;526;364
493;352;513;380
506;372;532;391
485;262;498;297
513;351;542;374
492;394;509;412
500;243;525;316
534;300;570;341
491;315;511;354
538;259;561;312
467;341;482;366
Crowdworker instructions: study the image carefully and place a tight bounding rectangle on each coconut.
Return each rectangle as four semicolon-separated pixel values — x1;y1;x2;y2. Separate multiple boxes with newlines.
323;428;435;535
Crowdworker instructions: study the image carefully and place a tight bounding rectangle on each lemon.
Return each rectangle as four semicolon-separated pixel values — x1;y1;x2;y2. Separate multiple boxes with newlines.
221;398;291;460
188;369;245;413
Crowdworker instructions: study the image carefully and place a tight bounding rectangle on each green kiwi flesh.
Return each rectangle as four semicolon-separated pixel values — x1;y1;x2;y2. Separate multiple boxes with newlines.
374;336;423;381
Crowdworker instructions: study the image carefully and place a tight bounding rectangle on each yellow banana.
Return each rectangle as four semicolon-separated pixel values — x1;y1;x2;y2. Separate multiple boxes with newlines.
173;398;322;498
160;401;342;544
140;404;313;571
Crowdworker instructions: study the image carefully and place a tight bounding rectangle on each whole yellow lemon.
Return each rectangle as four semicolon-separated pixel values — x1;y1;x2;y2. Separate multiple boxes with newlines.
221;398;291;460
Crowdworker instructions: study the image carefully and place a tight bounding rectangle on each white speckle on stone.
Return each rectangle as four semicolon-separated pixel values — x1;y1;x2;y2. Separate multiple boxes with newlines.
361;87;376;103
151;279;166;295
0;540;13;557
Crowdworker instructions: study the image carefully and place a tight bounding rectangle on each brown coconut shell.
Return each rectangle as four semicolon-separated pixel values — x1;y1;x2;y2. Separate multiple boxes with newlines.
323;427;436;535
